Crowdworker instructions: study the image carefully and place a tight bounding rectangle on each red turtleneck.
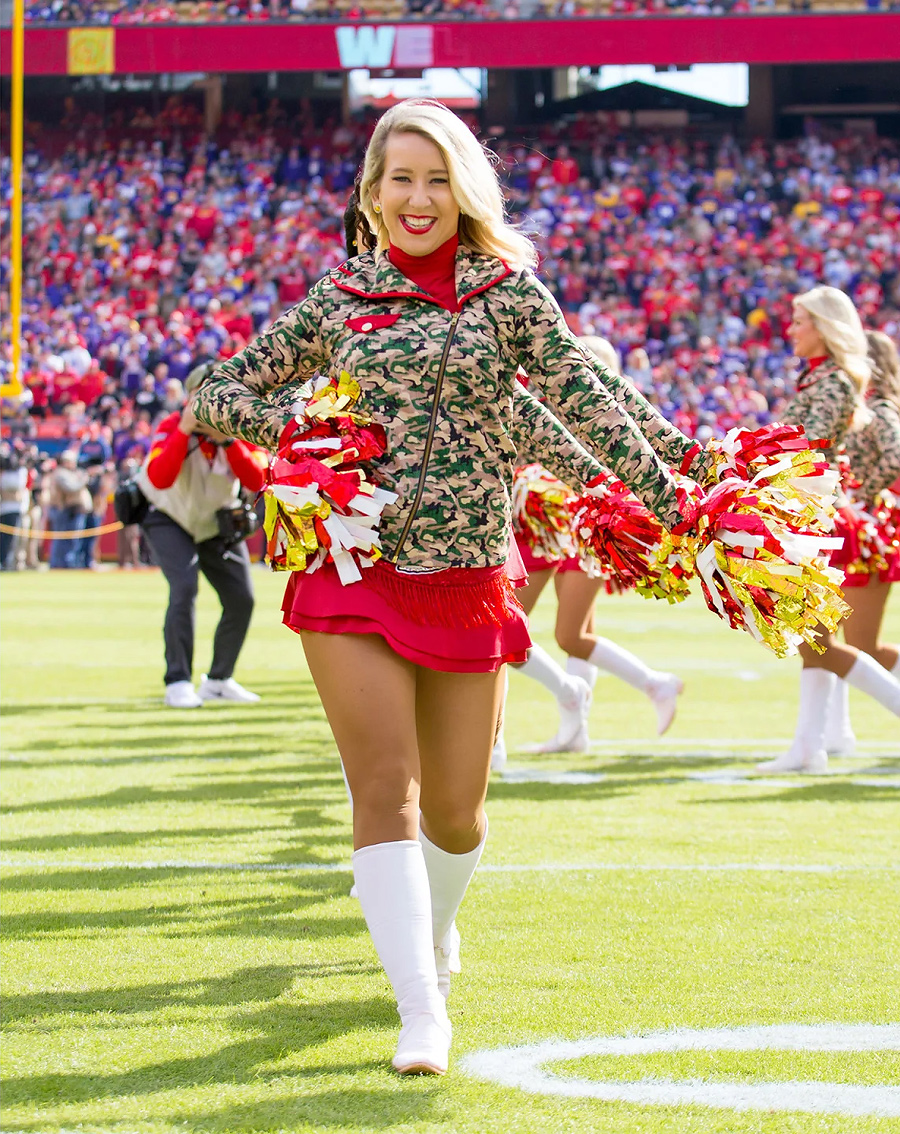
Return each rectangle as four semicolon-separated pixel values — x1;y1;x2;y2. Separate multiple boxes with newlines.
388;234;459;313
798;355;829;390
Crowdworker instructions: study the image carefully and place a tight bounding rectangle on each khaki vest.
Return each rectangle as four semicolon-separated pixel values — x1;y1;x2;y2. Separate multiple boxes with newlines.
139;440;240;542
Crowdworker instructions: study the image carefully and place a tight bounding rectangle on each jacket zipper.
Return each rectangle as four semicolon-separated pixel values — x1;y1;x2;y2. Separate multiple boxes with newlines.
390;311;460;563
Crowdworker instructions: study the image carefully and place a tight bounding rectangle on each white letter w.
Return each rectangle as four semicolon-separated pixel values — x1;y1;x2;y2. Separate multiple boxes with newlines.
335;26;396;69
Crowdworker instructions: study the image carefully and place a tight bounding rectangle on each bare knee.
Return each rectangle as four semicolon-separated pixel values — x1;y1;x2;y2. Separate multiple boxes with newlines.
350;759;418;820
420;802;484;854
555;625;587;657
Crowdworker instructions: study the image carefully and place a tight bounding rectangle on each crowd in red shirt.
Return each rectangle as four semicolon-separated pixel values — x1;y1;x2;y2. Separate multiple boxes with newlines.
3;100;898;462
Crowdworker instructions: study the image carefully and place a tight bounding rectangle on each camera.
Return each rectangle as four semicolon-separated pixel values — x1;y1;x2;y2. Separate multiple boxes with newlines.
215;502;260;549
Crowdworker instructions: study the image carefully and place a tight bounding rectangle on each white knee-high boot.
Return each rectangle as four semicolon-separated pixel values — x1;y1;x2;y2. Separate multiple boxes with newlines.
823;679;856;756
567;655;599;691
587;638;683;735
519;645;591;752
419;820;487;999
756;668;836;774
352;840;450;1074
845;651;900;714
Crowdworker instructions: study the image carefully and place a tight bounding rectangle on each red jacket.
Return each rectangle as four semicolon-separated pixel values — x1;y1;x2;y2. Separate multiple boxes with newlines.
146;412;266;492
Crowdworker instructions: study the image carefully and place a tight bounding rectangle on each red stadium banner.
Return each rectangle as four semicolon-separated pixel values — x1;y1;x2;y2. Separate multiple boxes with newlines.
3;14;900;75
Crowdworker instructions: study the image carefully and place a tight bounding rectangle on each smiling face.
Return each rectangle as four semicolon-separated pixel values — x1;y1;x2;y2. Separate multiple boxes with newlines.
373;131;461;258
788;303;827;360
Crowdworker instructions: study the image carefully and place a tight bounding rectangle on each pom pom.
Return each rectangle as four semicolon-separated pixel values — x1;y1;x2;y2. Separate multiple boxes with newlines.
264;371;397;584
694;426;849;656
571;471;695;602
574;426;850;656
511;464;578;563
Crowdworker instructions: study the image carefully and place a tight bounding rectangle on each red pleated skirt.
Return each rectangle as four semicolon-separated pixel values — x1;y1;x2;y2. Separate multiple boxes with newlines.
515;534;560;574
282;546;531;672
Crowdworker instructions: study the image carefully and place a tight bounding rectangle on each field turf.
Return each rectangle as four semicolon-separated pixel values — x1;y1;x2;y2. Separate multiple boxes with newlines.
1;567;898;1134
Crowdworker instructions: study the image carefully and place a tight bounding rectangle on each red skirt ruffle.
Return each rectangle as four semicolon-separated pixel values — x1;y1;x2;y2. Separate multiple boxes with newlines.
831;496;900;588
282;551;531;673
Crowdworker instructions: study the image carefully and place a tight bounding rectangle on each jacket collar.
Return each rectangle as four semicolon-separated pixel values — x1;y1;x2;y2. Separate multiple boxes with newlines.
333;246;512;307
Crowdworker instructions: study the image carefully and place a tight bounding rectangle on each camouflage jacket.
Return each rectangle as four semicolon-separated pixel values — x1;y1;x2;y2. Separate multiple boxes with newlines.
843;398;900;502
779;359;857;469
195;247;703;570
272;376;602;490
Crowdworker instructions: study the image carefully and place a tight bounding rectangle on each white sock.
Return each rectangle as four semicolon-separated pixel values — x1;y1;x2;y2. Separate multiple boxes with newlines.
352;840;446;1023
891;655;900;680
419;820;487;950
587;637;655;693
758;668;835;771
823;679;854;754
519;644;573;703
845;651;900;715
566;655;599;690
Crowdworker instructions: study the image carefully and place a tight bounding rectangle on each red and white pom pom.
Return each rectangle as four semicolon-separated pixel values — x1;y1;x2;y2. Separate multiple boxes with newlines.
264;371;397;584
573;426;849;655
571;471;696;601
511;464;578;563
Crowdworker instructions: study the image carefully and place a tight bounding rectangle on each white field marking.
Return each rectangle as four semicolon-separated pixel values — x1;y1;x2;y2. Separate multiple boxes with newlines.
1;860;898;874
501;769;606;785
497;768;897;787
461;1023;900;1118
581;738;899;754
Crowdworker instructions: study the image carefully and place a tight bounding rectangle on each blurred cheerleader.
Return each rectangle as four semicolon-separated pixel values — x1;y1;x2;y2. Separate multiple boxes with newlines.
822;330;900;755
757;289;900;774
505;336;683;761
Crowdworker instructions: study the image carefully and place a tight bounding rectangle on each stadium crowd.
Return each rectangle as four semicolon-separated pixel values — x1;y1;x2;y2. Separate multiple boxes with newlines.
1;102;899;563
23;0;897;25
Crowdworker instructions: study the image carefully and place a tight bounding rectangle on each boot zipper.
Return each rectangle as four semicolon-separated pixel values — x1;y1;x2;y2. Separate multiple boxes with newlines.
390;311;460;563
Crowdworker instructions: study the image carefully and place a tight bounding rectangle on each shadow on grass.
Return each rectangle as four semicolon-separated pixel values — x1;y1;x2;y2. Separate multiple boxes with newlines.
2;961;375;1024
1;871;360;940
0;774;344;815
1;989;422;1121
690;777;900;805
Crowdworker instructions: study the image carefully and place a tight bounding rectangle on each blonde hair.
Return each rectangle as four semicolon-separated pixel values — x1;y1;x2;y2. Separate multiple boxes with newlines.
359;99;537;271
578;335;621;375
793;287;870;394
865;330;900;413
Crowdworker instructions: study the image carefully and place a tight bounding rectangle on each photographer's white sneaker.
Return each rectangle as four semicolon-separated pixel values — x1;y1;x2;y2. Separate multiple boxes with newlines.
164;681;203;709
197;676;260;703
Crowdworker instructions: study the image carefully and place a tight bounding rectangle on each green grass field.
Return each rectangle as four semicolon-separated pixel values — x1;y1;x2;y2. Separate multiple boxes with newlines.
1;567;899;1134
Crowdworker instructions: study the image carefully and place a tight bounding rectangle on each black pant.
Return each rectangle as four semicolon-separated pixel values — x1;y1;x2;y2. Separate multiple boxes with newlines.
142;510;255;686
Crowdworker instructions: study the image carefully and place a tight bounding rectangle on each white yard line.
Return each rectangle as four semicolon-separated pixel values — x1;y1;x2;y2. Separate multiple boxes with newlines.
461;1023;900;1118
0;859;897;873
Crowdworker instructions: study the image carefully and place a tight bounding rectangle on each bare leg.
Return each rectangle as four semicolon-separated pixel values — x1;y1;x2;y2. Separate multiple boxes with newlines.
554;570;683;736
416;664;502;853
517;567;555;617
301;630;419;848
300;630;501;1073
504;564;591;753
841;581;898;671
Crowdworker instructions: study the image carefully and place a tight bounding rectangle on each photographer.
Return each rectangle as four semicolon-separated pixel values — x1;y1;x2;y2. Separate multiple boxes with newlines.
46;451;91;569
0;445;29;571
139;365;267;709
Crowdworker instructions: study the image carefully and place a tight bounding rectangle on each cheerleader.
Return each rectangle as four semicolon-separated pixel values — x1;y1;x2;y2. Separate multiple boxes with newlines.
823;330;900;755
757;289;900;774
194;99;708;1076
517;337;684;755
